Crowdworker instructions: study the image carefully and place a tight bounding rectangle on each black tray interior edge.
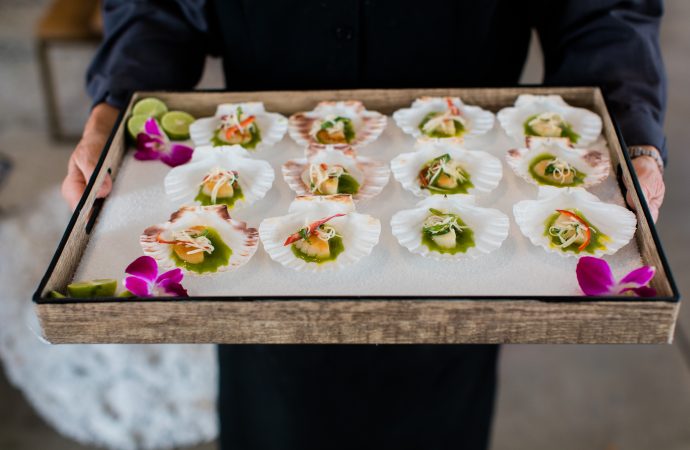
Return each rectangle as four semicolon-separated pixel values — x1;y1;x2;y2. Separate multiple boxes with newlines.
33;87;681;305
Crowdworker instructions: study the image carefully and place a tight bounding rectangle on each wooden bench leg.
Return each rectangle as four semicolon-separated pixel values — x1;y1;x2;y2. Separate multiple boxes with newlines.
36;38;79;142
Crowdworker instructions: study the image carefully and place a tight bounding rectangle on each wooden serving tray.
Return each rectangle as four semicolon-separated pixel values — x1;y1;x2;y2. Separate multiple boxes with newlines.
33;87;680;344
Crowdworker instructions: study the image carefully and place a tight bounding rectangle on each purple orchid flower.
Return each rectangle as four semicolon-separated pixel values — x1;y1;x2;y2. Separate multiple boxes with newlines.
123;255;188;298
576;256;656;297
135;118;193;167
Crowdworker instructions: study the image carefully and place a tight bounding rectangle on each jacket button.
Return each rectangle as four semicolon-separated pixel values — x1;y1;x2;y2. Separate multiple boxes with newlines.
335;26;353;40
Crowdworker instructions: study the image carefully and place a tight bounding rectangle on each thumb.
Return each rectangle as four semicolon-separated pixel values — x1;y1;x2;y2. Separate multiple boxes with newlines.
74;146;112;199
626;183;659;223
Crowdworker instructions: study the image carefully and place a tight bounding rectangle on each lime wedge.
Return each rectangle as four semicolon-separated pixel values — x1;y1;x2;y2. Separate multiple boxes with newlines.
49;290;66;299
67;279;118;298
127;114;150;140
132;97;168;119
161;111;196;140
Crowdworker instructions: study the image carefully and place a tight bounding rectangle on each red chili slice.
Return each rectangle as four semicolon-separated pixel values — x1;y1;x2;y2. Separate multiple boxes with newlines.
283;213;346;246
418;168;429;187
556;209;591;251
446;97;461;116
225;115;256;140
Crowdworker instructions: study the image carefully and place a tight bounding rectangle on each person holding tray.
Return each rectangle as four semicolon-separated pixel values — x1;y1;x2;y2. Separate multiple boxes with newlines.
61;1;667;449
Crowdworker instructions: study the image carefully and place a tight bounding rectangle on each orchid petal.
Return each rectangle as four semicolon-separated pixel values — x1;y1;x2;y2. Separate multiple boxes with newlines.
135;134;163;160
576;256;616;296
144;117;163;137
124;255;158;281
160;144;193;167
620;266;656;288
631;286;657;298
155;268;184;285
134;149;162;161
158;279;189;297
123;276;152;297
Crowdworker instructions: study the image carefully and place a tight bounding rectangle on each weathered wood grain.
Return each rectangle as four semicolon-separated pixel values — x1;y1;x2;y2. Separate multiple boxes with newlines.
36;299;678;344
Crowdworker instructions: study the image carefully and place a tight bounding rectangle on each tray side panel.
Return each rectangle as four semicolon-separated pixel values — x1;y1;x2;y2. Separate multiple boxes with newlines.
591;89;674;298
139;86;598;117
36;299;678;344
38;99;133;297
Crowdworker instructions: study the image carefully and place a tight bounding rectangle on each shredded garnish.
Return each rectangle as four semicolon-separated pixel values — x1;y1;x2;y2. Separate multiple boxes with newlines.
308;163;344;192
309;115;348;139
159;228;215;255
218;106;256;140
315;224;339;241
421;99;465;135
423;208;468;235
421;154;469;187
528;112;565;137
548;209;594;251
201;167;238;203
283;213;346;246
422;113;466;134
544;158;574;184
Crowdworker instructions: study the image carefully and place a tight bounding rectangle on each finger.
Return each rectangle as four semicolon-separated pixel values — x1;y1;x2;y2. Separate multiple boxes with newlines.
96;173;113;198
61;170;86;211
625;190;635;211
649;203;659;223
625;185;651;210
74;146;112;199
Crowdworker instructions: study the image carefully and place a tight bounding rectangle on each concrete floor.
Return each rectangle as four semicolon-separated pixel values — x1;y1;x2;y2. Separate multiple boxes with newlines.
1;1;689;449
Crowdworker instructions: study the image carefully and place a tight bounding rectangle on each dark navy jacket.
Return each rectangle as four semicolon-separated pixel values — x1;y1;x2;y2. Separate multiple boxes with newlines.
87;0;667;159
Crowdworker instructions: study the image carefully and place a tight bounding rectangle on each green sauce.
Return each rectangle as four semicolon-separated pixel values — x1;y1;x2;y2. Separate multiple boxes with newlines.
170;227;233;274
418;112;465;138
421;212;475;254
336;173;360;194
528;153;586;187
291;235;345;264
523;114;580;143
194;183;244;208
544;210;609;254
425;182;474;195
212;124;262;149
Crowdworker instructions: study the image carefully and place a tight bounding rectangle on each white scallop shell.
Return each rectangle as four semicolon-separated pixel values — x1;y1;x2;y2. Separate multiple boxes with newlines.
390;140;503;197
140;205;259;275
497;94;602;147
288;100;387;148
259;195;381;272
282;145;390;201
506;138;610;188
391;196;509;261
392;96;495;140
513;187;637;257
189;102;288;150
164;145;274;209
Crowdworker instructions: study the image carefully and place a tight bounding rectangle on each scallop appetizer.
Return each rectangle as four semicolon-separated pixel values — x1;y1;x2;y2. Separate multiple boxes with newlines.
288;101;387;147
164;145;274;209
259;195;381;271
393;97;494;140
189;102;287;151
391;141;502;197
391;196;509;260
140;205;259;275
506;139;609;188
282;145;390;201
513;187;636;257
497;95;602;147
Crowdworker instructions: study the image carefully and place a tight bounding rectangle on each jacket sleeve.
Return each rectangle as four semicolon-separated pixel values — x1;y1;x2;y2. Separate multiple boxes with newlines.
86;0;209;109
534;0;667;161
